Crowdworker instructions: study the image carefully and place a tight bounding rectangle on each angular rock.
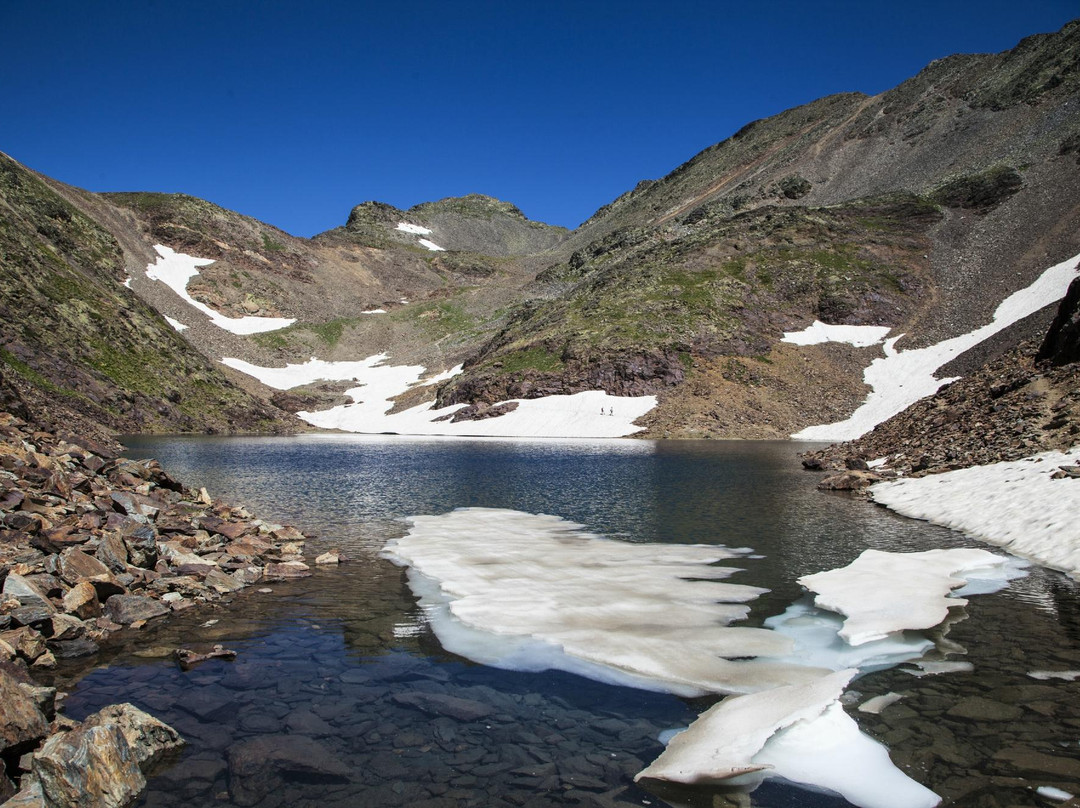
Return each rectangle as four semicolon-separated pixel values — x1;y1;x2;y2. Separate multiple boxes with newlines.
58;549;113;587
0;666;49;752
94;533;129;574
946;696;1024;722
2;575;55;615
203;567;244;594
32;722;145;808
392;692;495;722
81;703;185;770
227;735;349;806
62;582;101;620
109;491;158;519
262;561;311;580
315;551;342;565
18;683;56;721
103;595;168;626
175;645;237;671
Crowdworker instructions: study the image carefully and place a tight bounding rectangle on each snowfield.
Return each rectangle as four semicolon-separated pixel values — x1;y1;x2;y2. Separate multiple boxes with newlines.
146;246;296;335
791;252;1080;441
222;353;657;438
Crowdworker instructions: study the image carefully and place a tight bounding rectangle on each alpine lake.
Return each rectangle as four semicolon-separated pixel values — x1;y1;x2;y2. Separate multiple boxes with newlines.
45;435;1080;808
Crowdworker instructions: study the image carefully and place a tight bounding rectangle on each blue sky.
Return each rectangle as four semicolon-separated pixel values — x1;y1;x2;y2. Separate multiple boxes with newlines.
2;1;1076;236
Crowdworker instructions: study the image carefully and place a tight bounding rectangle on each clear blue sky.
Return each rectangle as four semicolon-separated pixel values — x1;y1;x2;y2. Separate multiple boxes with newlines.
2;1;1075;237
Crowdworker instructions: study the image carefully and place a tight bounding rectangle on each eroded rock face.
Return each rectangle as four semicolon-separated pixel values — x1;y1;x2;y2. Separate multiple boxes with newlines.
1036;276;1080;367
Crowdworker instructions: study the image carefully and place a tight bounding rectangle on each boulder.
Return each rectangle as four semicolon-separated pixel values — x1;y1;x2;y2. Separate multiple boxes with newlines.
32;722;145;808
62;582;101;620
57;549;112;587
0;666;49;753
94;533;129;574
203;568;244;594
2;575;55;616
391;691;495;722
1036;276;1080;366
81;704;185;770
262;562;311;581
103;596;168;626
226;735;349;807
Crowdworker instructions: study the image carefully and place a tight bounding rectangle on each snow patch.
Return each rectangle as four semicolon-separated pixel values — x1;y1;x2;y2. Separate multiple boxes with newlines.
781;321;891;348
396;222;432;235
146;245;296;335
383;508;826;697
1027;670;1080;681
798;548;1012;645
871;447;1080;578
793;253;1080;441
418;238;446;252
361;308;387;314
164;316;188;332
223;354;655;438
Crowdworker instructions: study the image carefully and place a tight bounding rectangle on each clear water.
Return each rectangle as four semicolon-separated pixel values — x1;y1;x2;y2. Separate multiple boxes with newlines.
51;435;1080;808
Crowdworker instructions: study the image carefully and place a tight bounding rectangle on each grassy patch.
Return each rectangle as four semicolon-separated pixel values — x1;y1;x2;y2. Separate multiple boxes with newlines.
493;346;565;375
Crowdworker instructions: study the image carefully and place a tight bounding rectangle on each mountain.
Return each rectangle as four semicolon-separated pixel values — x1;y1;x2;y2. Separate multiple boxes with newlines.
1;20;1077;443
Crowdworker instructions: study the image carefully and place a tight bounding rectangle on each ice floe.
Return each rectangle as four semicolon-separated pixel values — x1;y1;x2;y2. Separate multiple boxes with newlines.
145;245;296;335
383;508;826;696
637;670;939;808
797;548;1011;645
793;252;1080;441
858;692;904;714
781;321;892;348
871;447;1080;579
223;353;656;438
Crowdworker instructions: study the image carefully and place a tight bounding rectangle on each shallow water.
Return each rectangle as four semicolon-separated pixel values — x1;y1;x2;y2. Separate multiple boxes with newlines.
51;435;1080;808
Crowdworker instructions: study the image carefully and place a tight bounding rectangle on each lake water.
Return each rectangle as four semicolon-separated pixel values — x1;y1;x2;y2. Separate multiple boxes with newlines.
53;435;1080;808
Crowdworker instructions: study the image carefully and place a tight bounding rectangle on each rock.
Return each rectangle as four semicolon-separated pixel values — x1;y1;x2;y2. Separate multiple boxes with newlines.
203;567;244;594
120;526;157;569
103;596;168;626
2;777;43;808
1036;276;1080;366
157;541;214;569
0;759;15;803
315;551;342;565
844;456;870;470
263;562;311;580
2;575;55;616
18;684;56;721
62;582;101;620
226;735;349;807
94;533;129;574
946;696;1023;722
0;666;49;753
174;645;237;671
109;491;158;519
392;692;496;722
818;470;880;491
81;703;185;770
198;516;252;541
47;637;99;659
57;549;113;587
32;722;145;808
992;746;1080;779
1;627;47;663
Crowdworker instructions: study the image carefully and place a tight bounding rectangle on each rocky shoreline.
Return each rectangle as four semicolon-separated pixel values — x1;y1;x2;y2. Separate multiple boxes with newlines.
0;411;330;805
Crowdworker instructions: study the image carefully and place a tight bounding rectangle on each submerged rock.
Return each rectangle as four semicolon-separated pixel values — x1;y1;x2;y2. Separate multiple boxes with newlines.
226;735;350;806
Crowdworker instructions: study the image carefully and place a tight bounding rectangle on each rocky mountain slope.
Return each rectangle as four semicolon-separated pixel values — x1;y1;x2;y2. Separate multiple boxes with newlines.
1;21;1077;442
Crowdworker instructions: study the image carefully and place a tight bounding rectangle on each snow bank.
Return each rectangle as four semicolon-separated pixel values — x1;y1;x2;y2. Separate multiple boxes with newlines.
224;353;656;438
636;670;939;808
383;508;826;696
396;222;432;235
871;447;1080;579
798;548;1010;645
793;252;1080;441
146;245;296;335
781;321;891;348
164;316;188;332
418;238;446;252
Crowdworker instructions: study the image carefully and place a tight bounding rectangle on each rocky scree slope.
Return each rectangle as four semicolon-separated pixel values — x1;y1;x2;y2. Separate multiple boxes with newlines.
0;153;296;441
435;21;1080;436
801;277;1080;483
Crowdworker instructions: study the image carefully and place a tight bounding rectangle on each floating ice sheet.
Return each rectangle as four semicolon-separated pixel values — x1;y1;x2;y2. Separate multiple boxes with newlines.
871;447;1080;579
793;253;1080;441
146;245;296;334
637;670;939;808
798;548;1010;645
383;508;826;696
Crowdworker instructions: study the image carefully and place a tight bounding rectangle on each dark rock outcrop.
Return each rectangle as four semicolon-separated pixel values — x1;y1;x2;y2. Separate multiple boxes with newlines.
1036;276;1080;367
